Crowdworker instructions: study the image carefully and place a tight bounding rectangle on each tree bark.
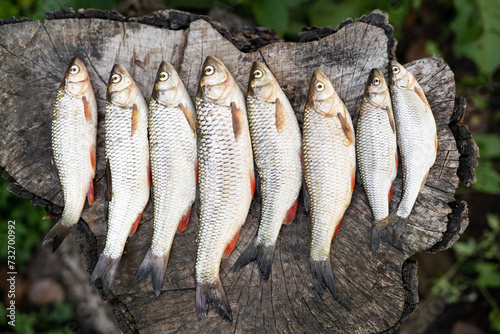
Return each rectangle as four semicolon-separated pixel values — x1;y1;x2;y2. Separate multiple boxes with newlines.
0;8;478;333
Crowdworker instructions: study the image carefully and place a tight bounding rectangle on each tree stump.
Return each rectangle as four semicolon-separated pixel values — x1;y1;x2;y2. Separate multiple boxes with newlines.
0;8;478;333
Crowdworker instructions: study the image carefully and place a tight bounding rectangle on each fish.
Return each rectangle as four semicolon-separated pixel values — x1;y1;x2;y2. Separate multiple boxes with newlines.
303;70;356;298
370;60;438;252
195;56;254;323
131;61;197;296
90;64;150;292
233;61;302;281
43;57;97;252
355;68;398;255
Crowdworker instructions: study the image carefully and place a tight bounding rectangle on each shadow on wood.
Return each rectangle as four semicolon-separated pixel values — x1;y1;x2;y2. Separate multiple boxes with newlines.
0;8;478;334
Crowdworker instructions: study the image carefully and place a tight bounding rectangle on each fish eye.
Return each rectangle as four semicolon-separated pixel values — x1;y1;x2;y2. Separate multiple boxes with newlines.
159;71;169;81
111;74;122;84
253;69;263;79
372;77;381;86
204;65;215;76
315;82;325;92
392;66;400;74
69;65;80;74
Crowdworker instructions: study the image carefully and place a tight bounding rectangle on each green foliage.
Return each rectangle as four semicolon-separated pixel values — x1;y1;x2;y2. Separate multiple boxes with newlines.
450;0;500;76
0;0;117;21
0;178;49;273
469;134;500;194
0;301;75;334
431;213;500;332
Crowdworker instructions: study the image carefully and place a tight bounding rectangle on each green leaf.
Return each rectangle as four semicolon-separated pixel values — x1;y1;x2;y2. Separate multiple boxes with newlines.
251;0;289;37
471;161;500;195
475;262;500;288
490;309;500;333
453;238;478;258
487;214;500;233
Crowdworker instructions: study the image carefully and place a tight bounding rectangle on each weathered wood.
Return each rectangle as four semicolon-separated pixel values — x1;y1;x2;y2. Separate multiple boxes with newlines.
0;8;476;333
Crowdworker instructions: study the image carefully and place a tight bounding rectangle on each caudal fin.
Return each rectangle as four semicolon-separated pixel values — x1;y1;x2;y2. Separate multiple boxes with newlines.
90;254;121;293
131;249;169;297
310;259;338;299
195;279;232;323
42;221;71;252
370;212;407;255
233;238;275;281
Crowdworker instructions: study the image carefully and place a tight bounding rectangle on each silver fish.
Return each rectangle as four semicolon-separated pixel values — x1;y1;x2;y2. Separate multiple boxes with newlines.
43;57;97;251
90;64;150;292
303;70;356;298
371;61;437;252
132;61;197;296
355;69;398;255
195;56;254;323
233;61;302;281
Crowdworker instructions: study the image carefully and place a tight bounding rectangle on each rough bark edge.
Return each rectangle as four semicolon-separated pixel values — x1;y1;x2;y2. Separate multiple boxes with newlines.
298;9;397;60
379;260;419;334
426;200;469;253
449;96;479;187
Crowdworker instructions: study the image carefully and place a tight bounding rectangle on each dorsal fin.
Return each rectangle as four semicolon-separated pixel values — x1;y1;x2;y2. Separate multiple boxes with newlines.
178;103;196;134
275;97;286;133
337;108;354;144
231;102;243;141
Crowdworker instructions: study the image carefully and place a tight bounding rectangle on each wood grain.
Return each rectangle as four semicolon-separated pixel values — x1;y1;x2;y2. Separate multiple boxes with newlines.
0;8;476;333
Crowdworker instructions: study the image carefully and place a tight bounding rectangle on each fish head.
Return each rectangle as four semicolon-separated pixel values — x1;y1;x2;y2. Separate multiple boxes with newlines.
107;64;136;107
248;61;277;102
364;68;391;109
152;61;183;106
389;60;414;89
306;70;342;116
62;57;91;97
198;56;236;105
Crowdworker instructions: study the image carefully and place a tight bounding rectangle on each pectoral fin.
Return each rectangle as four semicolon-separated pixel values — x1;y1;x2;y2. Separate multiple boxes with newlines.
414;85;431;110
131;104;140;136
275;97;286;133
179;103;196;134
231;102;243;141
337;108;354;144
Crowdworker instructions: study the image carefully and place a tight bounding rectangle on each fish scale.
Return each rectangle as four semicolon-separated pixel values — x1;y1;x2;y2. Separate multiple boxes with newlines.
44;57;97;252
303;70;356;299
233;61;302;281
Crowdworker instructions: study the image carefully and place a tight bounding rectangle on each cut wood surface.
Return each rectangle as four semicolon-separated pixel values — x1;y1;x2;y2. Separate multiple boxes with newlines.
0;8;478;333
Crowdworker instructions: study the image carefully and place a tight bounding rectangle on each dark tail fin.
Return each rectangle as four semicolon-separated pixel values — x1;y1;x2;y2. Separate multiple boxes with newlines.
310;259;338;299
90;254;121;293
131;249;169;297
195;279;232;323
233;238;275;281
41;221;71;252
371;212;407;255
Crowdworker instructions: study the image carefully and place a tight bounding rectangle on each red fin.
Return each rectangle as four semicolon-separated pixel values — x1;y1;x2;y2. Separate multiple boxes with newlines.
223;229;240;259
434;134;438;154
231;102;243;140
131;104;139;136
388;184;394;203
195;162;198;182
250;171;255;198
90;147;96;173
130;212;143;236
333;218;343;239
284;198;298;224
395;153;399;170
87;181;94;205
83;96;92;122
147;164;151;188
177;207;191;233
275;97;286;133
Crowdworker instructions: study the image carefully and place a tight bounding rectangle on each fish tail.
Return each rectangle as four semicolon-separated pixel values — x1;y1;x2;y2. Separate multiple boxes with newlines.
131;249;168;297
41;221;71;252
371;212;407;255
310;259;338;299
233;237;275;281
90;254;121;293
195;279;232;324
